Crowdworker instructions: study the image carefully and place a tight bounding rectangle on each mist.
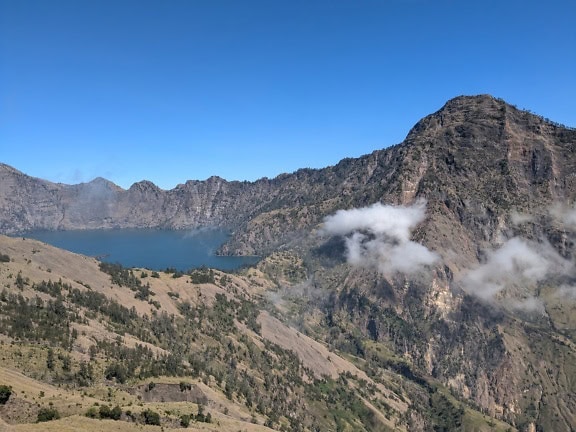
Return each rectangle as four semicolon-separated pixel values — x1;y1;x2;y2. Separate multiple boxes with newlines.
556;284;576;299
462;237;572;303
550;202;576;228
321;200;438;275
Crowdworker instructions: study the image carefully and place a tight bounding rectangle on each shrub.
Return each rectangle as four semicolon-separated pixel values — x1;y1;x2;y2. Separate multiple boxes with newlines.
85;406;99;418
105;363;128;384
99;404;111;418
0;385;12;404
142;408;160;425
110;405;122;420
180;414;191;427
37;407;60;422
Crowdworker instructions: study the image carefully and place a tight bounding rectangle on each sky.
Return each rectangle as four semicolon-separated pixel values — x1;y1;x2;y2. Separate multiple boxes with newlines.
1;0;575;190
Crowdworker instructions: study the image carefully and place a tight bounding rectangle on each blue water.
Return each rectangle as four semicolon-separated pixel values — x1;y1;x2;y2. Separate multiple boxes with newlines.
21;228;259;271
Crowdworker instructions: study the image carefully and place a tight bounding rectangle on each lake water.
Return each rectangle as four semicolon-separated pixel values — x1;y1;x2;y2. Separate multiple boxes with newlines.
21;228;259;271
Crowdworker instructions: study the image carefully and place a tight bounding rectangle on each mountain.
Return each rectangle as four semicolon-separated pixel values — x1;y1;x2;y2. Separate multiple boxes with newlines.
1;94;576;431
1;95;575;257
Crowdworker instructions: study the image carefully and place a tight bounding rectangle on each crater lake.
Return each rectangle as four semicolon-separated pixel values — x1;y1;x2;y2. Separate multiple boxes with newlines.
19;228;259;271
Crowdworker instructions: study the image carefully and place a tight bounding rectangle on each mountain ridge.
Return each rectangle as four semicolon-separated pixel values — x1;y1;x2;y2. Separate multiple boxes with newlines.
2;95;575;255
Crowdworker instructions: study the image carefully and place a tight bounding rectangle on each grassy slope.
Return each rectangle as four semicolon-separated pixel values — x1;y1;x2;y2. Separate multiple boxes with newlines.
0;235;514;431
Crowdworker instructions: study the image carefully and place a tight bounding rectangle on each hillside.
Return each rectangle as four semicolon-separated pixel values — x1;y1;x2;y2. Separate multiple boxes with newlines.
1;94;576;431
0;235;511;431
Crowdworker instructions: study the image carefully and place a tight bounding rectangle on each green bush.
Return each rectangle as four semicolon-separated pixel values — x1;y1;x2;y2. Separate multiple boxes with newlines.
105;363;128;384
99;404;111;418
37;407;60;422
142;408;160;425
98;404;122;420
0;385;12;404
180;414;191;427
111;405;122;420
85;406;99;418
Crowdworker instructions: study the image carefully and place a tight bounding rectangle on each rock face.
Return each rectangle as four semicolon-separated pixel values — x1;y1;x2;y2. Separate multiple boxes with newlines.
0;167;252;233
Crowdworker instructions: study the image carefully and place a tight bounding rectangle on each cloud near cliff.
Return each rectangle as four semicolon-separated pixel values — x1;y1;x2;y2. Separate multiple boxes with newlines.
550;202;576;229
462;237;572;302
556;284;576;299
321;200;438;275
464;202;576;310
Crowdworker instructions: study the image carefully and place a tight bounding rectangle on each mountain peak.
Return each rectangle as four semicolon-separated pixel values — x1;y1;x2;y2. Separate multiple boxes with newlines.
85;176;123;192
404;94;510;142
441;93;498;107
128;179;161;192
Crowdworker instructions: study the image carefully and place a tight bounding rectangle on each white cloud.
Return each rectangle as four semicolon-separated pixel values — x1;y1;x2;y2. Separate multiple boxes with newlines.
556;284;576;300
510;210;533;225
462;237;572;303
550;202;576;229
505;296;546;314
321;200;438;275
322;200;427;241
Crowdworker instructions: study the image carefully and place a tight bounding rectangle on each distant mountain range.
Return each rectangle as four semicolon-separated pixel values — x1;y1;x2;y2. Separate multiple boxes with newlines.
1;94;576;431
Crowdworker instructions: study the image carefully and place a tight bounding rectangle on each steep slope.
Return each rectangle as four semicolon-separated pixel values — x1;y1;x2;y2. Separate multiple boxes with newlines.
284;97;576;430
403;95;576;266
0;234;512;431
237;96;576;430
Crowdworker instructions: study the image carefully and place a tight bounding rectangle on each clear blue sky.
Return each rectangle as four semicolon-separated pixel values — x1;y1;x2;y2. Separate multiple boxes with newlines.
1;0;574;190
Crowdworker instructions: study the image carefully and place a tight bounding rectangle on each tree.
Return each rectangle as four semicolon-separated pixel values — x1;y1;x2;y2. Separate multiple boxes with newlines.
0;385;12;404
60;354;71;372
99;404;122;420
75;361;94;386
37;407;60;422
110;405;122;420
46;348;55;370
142;409;161;426
105;363;128;384
180;414;191;427
179;381;192;392
99;405;111;419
